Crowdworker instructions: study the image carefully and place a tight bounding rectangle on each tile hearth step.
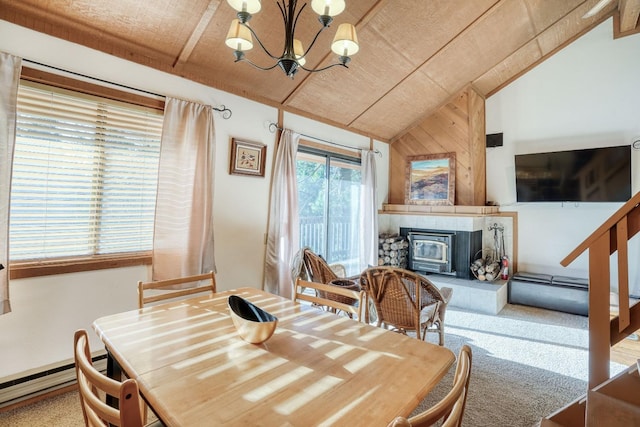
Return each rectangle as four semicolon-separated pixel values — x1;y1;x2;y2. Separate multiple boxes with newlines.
420;274;507;315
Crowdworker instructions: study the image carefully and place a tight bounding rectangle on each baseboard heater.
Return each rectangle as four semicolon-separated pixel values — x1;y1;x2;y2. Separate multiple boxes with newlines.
508;272;589;316
0;354;107;409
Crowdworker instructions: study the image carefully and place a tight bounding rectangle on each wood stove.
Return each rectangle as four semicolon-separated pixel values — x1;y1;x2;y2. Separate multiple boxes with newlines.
408;231;455;275
401;227;482;280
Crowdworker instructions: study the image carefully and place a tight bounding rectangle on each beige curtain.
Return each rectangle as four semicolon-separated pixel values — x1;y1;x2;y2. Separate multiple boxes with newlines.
0;52;21;315
152;98;216;280
359;150;378;271
264;129;300;298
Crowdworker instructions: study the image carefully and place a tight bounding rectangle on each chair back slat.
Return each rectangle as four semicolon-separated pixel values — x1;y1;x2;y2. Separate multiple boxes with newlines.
387;345;472;427
74;329;145;427
293;278;365;322
441;389;466;427
138;271;216;308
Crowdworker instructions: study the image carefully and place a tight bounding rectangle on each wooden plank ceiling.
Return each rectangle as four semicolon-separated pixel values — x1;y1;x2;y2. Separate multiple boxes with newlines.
1;0;638;142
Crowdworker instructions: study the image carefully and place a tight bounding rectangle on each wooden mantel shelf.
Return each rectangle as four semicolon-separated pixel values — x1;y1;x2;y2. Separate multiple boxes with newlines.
381;204;500;216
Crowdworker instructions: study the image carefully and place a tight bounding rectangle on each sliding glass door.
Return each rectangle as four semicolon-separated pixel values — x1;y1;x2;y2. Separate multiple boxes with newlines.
296;147;361;275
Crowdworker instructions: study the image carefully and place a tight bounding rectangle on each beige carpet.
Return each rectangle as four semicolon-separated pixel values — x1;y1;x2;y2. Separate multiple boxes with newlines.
0;304;629;426
0;390;83;426
412;304;627;427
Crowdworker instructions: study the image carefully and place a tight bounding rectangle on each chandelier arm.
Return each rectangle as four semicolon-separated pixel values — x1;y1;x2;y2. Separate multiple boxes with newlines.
292;2;306;35
224;0;356;78
276;0;288;58
280;0;301;60
242;24;280;60
276;0;286;21
299;62;349;73
300;24;328;58
236;57;281;71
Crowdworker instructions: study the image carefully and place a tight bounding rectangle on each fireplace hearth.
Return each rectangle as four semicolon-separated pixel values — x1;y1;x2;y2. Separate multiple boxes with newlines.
400;227;482;280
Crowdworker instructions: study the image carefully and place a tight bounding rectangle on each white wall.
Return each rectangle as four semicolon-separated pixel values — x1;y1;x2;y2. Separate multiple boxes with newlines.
486;18;640;291
3;267;147;378
0;20;389;380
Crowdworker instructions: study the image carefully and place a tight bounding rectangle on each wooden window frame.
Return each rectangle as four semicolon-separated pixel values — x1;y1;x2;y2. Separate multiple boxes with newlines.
10;253;152;280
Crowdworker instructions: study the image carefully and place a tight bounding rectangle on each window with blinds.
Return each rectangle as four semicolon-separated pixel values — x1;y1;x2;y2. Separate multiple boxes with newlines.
10;81;163;261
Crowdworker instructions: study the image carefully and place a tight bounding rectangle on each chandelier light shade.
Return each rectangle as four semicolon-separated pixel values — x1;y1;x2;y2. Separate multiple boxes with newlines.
293;39;306;66
225;19;253;51
331;23;358;57
310;0;345;17
227;0;262;14
224;0;359;78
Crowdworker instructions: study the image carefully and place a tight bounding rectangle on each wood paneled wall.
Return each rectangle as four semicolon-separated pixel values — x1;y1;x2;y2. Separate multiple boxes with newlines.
388;86;486;206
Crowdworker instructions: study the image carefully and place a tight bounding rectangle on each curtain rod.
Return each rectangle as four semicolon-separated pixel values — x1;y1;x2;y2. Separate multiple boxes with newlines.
268;123;381;156
22;59;232;119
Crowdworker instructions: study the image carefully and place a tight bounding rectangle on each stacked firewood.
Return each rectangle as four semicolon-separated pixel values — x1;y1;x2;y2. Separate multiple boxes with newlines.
378;233;408;268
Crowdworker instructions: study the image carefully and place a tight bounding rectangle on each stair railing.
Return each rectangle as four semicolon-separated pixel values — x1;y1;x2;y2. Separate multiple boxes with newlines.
562;191;640;389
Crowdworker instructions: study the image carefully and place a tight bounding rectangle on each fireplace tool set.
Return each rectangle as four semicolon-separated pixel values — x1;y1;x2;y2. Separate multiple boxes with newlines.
470;223;508;281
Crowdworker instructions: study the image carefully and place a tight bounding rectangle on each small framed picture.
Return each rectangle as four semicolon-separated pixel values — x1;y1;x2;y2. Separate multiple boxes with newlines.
229;138;266;177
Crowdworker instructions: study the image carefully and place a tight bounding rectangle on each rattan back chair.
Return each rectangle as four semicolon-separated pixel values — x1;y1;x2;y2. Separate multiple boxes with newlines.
74;329;145;427
387;345;472;427
137;271;216;308
359;266;452;345
291;247;350;287
300;248;341;283
293;277;366;322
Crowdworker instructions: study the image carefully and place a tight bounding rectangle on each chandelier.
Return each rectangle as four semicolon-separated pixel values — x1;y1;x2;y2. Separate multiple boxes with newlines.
224;0;359;78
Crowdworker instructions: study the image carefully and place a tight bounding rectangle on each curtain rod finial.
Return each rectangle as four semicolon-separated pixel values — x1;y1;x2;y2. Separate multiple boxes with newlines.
268;122;279;133
212;105;232;119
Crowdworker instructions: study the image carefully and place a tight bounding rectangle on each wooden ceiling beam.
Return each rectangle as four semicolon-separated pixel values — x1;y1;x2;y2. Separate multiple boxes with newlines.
173;0;223;67
618;0;640;32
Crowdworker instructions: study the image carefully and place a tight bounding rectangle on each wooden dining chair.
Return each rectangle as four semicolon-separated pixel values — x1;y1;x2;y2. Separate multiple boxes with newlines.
74;329;161;427
137;271;216;308
359;266;453;345
386;345;472;427
293;277;366;322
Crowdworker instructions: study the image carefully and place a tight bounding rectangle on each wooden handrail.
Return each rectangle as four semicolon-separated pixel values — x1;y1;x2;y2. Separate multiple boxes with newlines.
561;191;640;389
561;191;640;266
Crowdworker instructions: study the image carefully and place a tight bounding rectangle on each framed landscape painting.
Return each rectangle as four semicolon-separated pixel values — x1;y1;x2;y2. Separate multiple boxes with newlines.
405;153;456;205
229;138;266;177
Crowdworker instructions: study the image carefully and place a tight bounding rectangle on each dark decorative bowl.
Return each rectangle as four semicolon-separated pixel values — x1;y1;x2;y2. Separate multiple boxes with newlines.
228;295;278;344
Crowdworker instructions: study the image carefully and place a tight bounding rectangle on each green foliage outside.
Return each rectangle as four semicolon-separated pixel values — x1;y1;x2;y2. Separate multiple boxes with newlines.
296;153;361;270
296;157;361;218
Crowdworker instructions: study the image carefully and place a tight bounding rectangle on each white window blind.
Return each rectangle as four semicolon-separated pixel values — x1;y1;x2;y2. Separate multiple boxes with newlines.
10;81;163;261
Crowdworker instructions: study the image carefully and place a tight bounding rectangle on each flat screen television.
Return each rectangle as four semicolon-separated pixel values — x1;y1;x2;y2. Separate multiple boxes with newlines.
515;145;631;202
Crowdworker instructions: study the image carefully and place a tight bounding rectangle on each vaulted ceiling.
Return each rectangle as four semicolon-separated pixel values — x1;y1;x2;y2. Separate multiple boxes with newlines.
1;0;639;142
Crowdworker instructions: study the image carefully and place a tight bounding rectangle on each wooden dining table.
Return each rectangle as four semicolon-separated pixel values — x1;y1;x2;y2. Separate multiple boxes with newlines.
92;287;455;426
